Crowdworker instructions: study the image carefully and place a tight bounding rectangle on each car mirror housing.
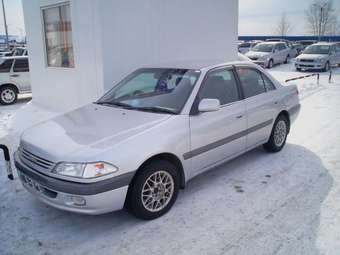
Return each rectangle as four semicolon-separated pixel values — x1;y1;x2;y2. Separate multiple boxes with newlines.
198;98;221;113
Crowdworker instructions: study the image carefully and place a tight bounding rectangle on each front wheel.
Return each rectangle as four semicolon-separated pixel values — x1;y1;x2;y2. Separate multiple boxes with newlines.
263;115;289;152
128;160;180;220
322;62;330;72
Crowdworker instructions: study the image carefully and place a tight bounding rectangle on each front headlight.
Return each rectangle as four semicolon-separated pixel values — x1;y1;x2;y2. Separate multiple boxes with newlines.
316;58;325;63
53;162;118;178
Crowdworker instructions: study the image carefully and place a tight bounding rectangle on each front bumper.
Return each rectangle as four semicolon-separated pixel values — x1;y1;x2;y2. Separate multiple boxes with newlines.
14;152;134;215
295;61;324;70
253;60;266;68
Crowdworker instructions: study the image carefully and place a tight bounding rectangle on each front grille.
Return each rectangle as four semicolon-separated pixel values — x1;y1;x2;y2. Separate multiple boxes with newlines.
300;59;314;63
249;57;258;60
19;147;55;172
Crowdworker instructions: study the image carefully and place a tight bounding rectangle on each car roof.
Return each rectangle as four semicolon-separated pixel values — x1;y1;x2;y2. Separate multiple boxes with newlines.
143;59;258;70
258;41;283;45
313;42;338;46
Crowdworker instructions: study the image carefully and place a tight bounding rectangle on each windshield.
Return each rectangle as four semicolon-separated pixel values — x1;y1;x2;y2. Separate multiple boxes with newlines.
97;68;201;114
303;45;330;54
252;44;273;52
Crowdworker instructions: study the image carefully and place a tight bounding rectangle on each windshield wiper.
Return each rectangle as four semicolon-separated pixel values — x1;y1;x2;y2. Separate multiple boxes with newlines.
95;101;134;109
135;106;178;114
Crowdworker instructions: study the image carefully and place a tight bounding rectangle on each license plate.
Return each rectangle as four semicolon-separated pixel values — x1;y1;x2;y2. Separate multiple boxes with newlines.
23;175;43;193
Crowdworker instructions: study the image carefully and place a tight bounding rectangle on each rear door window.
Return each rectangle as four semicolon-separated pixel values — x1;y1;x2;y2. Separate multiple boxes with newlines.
236;67;266;98
0;59;13;73
261;74;276;91
13;59;29;72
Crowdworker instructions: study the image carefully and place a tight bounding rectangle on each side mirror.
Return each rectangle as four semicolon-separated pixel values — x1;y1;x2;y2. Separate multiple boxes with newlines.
198;98;221;113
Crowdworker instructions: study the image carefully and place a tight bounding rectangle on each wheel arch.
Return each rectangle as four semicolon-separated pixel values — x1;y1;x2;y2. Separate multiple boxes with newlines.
124;152;186;209
0;83;19;93
133;153;186;189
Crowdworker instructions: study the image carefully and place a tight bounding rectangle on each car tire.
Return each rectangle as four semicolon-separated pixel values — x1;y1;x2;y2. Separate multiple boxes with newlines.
128;159;180;220
296;67;302;72
0;85;17;105
322;62;330;72
263;114;289;153
267;59;274;69
284;55;290;64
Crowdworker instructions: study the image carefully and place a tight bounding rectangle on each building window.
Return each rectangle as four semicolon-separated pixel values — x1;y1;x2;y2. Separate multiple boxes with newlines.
42;3;74;68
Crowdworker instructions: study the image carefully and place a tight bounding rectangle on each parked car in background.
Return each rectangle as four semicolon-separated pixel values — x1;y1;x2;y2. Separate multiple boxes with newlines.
0;56;30;105
14;60;300;219
292;43;304;55
295;42;340;72
246;42;292;68
298;40;317;50
238;41;262;54
265;39;298;57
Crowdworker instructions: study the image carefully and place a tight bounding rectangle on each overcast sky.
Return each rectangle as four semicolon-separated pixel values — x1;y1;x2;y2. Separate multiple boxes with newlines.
0;0;339;37
239;0;340;35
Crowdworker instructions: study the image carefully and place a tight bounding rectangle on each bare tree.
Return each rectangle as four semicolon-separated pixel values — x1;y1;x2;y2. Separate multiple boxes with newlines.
305;0;338;39
274;13;291;37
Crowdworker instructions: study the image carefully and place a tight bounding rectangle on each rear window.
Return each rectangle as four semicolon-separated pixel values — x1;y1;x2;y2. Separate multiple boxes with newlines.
13;59;29;72
0;59;13;73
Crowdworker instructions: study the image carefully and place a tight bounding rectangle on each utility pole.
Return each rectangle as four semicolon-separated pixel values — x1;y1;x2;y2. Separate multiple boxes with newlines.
318;7;323;42
1;0;9;49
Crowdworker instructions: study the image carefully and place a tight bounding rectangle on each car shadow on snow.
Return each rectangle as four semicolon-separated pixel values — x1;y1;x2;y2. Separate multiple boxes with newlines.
2;143;333;255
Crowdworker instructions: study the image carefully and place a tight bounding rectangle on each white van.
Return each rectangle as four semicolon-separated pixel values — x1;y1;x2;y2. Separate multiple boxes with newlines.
0;56;30;105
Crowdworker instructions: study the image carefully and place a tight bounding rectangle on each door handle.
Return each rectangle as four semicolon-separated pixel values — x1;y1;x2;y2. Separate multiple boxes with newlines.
274;101;278;105
10;74;19;77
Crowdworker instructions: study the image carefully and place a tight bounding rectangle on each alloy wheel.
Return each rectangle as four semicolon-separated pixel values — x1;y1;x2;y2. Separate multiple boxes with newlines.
273;120;287;147
141;170;174;212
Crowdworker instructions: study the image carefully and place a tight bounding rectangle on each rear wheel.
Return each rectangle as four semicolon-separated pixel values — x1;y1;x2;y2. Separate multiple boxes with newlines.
267;59;274;69
128;160;180;220
284;55;290;64
263;115;289;152
0;85;17;105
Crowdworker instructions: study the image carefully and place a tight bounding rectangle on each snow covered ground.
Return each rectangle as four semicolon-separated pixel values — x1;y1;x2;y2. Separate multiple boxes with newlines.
1;63;340;255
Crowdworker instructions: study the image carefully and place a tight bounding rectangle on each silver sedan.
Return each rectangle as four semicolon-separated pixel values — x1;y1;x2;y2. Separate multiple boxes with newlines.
14;60;300;219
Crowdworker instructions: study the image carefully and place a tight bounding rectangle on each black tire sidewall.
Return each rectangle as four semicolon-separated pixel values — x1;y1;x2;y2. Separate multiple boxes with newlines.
267;59;273;69
0;86;17;105
264;115;289;152
129;160;180;220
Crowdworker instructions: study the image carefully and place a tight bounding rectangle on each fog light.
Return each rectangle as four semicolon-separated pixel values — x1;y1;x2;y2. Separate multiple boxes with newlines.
70;196;86;206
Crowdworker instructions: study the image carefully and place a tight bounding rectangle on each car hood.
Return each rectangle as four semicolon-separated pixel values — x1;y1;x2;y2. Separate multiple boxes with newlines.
245;51;270;59
297;54;328;60
20;104;172;162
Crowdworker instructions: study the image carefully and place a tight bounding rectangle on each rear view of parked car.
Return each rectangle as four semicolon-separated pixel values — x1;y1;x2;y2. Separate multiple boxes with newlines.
0;56;30;105
295;42;340;72
245;42;292;68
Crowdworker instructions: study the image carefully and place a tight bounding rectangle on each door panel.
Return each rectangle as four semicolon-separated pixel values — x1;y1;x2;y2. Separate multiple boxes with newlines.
244;92;278;147
236;67;279;148
189;101;247;174
187;67;247;176
10;72;30;92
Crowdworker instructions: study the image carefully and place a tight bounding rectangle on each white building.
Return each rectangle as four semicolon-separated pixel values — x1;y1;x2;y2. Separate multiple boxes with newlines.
19;0;238;117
